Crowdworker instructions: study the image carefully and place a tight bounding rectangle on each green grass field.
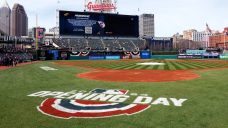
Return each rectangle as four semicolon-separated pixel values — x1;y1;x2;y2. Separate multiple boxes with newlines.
67;59;228;70
0;60;228;128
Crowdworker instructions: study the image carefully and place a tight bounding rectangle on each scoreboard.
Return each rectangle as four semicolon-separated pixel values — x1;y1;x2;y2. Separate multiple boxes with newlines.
59;10;139;37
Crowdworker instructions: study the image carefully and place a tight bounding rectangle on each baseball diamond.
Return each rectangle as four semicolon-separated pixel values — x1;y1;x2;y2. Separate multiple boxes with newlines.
0;59;228;127
1;0;228;127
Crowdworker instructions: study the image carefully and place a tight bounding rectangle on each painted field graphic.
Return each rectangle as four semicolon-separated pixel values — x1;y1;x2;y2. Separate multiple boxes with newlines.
38;98;150;119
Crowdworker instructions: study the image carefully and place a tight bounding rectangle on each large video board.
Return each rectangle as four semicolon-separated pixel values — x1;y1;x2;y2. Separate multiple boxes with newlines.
59;11;139;37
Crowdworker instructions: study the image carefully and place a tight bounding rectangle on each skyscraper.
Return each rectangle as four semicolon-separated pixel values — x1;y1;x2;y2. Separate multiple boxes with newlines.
10;3;28;36
139;14;155;37
0;0;11;35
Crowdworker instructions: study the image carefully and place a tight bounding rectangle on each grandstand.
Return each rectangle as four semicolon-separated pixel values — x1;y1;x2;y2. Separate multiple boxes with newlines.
223;49;228;54
103;39;121;51
52;38;147;52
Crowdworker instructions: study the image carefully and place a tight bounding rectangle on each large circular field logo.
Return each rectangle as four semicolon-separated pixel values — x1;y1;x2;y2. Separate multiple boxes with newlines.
28;88;187;119
38;98;150;119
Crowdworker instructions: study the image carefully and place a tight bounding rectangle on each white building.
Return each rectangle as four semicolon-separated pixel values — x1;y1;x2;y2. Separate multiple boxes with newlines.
139;14;154;37
0;0;11;35
192;24;215;47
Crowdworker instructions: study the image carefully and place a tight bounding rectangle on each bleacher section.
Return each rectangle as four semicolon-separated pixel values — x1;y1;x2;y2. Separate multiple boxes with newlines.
103;39;121;51
87;39;105;51
118;39;136;51
52;38;146;52
223;50;228;54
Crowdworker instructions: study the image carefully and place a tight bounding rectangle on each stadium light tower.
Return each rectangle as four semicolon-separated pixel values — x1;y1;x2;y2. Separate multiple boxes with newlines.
55;0;60;39
84;0;89;11
114;0;117;13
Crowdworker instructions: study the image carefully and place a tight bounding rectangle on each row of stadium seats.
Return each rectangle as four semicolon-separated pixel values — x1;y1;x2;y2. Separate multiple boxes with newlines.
0;47;34;66
52;38;146;52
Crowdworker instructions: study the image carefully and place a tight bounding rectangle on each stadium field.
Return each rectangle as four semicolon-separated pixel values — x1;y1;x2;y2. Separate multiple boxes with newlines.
0;59;228;128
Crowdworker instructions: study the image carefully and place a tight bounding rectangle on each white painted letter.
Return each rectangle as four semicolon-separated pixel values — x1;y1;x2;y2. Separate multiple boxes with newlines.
40;92;65;97
55;93;73;99
108;95;129;103
91;94;113;101
170;98;187;107
133;96;152;104
83;93;99;100
151;98;170;106
27;91;51;97
67;93;91;100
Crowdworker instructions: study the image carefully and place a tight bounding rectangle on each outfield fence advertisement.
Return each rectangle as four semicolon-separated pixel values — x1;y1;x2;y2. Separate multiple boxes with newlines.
220;54;228;60
106;56;120;60
140;50;151;59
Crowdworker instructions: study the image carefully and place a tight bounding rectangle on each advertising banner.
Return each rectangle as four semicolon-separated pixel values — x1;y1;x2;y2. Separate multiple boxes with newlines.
220;54;228;60
105;56;120;60
140;50;151;59
89;56;105;60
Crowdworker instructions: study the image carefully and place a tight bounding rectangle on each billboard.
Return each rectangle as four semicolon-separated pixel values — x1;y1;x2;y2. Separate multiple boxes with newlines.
87;1;116;12
32;27;46;44
140;50;151;59
59;11;139;37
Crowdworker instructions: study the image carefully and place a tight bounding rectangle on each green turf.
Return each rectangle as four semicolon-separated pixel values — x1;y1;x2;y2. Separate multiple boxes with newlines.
0;60;228;128
79;60;228;70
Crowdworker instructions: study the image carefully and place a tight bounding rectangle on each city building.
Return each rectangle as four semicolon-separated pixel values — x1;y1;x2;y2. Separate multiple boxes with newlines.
139;14;155;37
172;33;183;49
192;31;214;47
145;37;173;51
183;24;218;48
223;27;228;33
183;29;196;40
209;28;228;48
0;0;11;35
10;3;28;36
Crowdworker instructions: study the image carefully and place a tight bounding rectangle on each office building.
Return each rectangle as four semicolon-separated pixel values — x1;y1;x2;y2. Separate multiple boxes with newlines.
0;0;11;35
139;14;155;37
10;3;28;36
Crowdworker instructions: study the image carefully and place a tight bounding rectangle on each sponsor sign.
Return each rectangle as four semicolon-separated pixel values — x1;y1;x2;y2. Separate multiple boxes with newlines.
105;56;120;60
28;88;187;119
220;54;228;60
140;50;151;59
89;56;105;60
186;50;206;55
178;54;203;59
87;1;116;11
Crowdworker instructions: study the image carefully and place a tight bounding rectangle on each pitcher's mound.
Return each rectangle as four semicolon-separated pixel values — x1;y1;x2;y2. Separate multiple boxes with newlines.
77;69;200;82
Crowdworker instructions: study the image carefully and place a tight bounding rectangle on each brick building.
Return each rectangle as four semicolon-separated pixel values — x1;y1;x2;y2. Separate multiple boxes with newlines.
209;28;228;48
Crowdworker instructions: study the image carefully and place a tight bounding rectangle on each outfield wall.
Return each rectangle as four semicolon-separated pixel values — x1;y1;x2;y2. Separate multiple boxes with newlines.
151;55;177;59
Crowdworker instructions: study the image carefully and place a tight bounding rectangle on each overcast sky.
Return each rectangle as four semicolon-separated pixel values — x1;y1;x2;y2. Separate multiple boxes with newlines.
2;0;228;36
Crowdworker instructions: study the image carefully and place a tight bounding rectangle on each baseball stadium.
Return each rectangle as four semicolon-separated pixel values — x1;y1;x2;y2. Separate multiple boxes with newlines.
0;1;228;128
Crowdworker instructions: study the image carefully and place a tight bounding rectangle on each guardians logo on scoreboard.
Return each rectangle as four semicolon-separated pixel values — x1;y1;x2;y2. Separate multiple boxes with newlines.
28;88;187;119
